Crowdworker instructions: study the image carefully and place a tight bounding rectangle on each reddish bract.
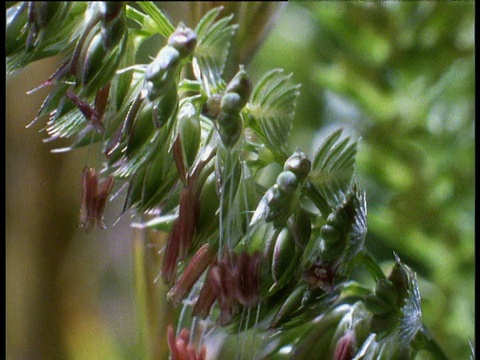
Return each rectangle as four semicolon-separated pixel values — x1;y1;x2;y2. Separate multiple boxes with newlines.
80;167;115;231
167;325;206;360
192;250;262;326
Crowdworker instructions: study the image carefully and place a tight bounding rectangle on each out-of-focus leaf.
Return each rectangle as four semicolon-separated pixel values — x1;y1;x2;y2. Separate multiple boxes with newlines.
309;128;357;208
135;2;175;38
193;7;238;93
246;69;300;159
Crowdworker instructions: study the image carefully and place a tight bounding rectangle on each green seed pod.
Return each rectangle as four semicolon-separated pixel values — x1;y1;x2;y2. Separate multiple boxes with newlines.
140;142;178;211
236;221;263;254
106;92;143;159
99;2;126;51
81;33;107;86
271;228;296;283
145;81;175;103
101;13;125;51
264;185;296;227
320;224;342;244
145;46;181;101
33;1;62;29
167;24;197;58
216;111;243;148
202;93;222;119
113;36;135;111
25;2;73;52
177;103;201;169
225;65;252;108
123;165;148;211
303;233;323;267
6;2;29;57
220;92;243;114
152;84;178;128
126;102;155;158
284;149;311;182
195;171;219;243
276;170;299;195
264;185;283;222
289;208;312;249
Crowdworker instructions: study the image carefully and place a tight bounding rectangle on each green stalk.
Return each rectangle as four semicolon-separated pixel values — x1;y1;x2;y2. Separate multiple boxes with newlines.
133;227;153;360
133;227;175;360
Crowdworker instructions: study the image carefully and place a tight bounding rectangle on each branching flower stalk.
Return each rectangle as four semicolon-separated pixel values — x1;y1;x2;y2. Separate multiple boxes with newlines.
7;2;452;359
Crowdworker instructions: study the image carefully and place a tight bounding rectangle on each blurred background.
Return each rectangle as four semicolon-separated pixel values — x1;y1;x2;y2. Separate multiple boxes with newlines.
6;2;474;359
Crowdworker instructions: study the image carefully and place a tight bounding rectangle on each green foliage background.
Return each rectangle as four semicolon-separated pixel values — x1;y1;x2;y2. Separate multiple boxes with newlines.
248;2;474;359
6;2;474;359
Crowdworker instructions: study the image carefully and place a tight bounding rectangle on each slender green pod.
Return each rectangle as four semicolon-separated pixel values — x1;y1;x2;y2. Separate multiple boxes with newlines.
271;228;296;283
177;102;201;170
269;283;308;329
99;2;126;51
152;84;178;129
216;111;243;148
6;3;29;56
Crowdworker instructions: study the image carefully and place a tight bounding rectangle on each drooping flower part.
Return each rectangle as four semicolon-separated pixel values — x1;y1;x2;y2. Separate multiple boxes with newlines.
192;266;217;319
192;250;262;326
167;324;206;360
168;244;214;306
209;261;238;326
80;166;115;231
162;214;184;284
161;174;200;285
161;141;215;284
234;251;262;308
